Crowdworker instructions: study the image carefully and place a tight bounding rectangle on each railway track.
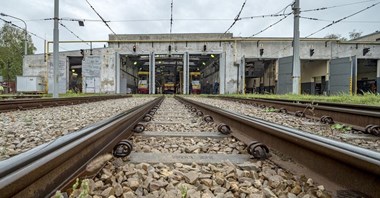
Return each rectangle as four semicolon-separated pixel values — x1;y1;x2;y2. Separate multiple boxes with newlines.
0;95;131;112
0;96;379;197
209;96;380;136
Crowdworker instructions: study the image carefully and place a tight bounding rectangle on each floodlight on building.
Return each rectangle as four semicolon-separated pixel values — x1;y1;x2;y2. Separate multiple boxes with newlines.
210;54;215;58
363;48;370;56
310;49;315;57
202;62;206;66
72;69;75;72
134;61;138;65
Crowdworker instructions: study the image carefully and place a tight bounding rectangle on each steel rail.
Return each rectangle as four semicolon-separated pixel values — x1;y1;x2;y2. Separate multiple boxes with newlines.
176;96;380;197
0;96;163;198
208;95;380;131
0;95;132;112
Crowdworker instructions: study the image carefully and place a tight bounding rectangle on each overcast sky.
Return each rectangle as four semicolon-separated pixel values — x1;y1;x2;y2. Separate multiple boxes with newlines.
1;0;379;54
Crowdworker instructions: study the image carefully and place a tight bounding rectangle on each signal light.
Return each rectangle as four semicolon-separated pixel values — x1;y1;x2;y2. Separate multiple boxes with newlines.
80;49;84;56
260;48;264;56
133;45;136;52
310;49;314;57
168;45;172;52
363;48;370;56
78;21;84;27
203;45;207;51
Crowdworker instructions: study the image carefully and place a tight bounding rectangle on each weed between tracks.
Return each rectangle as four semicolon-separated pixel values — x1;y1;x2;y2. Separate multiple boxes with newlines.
226;93;380;106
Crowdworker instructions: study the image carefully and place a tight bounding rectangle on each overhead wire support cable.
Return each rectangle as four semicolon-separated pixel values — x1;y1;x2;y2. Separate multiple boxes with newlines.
84;0;116;35
301;0;378;13
251;13;292;37
224;0;247;34
305;2;380;38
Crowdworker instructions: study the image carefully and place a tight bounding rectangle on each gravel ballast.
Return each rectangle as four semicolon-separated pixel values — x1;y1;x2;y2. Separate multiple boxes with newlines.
187;97;380;152
0;97;155;160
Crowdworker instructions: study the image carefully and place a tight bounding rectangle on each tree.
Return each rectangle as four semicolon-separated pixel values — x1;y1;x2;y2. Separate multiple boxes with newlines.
349;29;362;40
0;23;36;81
324;33;347;41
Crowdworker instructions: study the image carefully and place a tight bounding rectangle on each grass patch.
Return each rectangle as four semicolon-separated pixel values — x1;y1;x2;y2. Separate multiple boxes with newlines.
222;93;380;106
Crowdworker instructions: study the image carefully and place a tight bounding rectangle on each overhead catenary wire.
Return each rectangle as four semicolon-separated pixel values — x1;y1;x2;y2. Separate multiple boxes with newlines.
0;17;71;51
84;0;116;35
0;17;44;40
239;13;290;20
301;0;378;13
224;0;248;34
305;2;380;38
59;21;90;46
300;16;380;24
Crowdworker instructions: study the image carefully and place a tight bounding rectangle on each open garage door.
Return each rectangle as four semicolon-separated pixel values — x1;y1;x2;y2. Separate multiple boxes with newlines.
277;56;293;94
329;56;357;95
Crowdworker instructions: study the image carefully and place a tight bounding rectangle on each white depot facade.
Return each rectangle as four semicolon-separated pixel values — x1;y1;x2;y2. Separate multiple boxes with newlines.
23;32;380;95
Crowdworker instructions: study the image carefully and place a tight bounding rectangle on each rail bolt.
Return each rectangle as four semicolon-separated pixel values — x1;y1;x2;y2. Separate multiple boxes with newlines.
143;114;153;122
279;107;288;114
259;104;266;108
148;110;156;116
247;141;270;159
320;116;334;124
365;125;380;136
113;140;133;157
133;123;145;133
217;123;231;134
203;115;214;123
191;107;197;112
295;111;305;117
196;110;204;116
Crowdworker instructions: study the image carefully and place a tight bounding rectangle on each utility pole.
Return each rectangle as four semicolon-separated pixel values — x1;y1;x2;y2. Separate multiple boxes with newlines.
292;0;301;94
7;60;10;93
53;0;59;98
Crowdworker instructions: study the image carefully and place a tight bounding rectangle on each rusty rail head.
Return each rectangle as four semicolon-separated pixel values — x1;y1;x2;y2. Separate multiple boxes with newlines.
0;96;163;198
176;96;380;197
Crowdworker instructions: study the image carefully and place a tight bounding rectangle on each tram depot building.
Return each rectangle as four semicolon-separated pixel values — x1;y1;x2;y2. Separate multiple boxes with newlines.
23;32;380;95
